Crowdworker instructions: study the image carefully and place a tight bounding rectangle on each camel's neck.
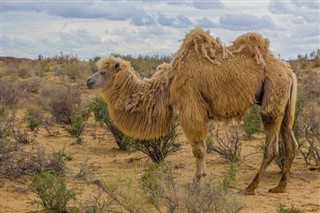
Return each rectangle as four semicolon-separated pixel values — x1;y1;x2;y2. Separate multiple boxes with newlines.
103;67;173;140
104;69;143;111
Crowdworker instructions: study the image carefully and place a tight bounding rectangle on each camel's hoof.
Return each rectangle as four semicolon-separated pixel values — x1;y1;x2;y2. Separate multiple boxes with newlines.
240;188;255;195
192;173;207;184
268;187;285;193
196;173;207;179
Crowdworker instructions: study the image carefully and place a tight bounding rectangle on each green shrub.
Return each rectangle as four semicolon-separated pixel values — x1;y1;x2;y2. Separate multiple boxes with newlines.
277;203;304;213
184;177;241;213
221;161;238;190
90;97;131;150
140;163;178;212
66;111;89;144
129;117;181;163
140;163;164;209
243;105;263;138
0;106;6;118
29;169;79;213
46;150;73;174
25;114;40;131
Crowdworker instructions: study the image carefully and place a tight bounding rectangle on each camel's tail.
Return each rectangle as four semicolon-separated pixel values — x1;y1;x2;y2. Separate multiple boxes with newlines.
284;73;298;128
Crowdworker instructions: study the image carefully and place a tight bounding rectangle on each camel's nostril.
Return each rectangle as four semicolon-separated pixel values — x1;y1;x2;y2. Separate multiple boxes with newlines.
86;80;94;88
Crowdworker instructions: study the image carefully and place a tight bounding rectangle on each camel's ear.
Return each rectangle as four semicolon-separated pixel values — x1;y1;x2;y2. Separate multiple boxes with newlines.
115;62;121;71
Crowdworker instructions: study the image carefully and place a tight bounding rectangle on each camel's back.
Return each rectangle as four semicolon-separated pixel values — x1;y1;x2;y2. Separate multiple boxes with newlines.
170;52;264;121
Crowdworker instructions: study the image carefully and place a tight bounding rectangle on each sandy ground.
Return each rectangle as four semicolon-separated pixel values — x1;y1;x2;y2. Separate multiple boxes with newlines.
0;112;319;213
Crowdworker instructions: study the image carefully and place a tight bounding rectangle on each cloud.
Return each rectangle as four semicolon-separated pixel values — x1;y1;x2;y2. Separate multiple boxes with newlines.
156;13;192;28
2;2;149;21
219;14;274;31
1;1;318;60
196;17;216;28
268;0;319;24
131;14;155;26
175;15;193;28
157;13;175;26
191;0;224;9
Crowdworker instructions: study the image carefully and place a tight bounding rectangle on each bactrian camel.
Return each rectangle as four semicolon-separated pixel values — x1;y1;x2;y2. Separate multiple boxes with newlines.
86;28;298;195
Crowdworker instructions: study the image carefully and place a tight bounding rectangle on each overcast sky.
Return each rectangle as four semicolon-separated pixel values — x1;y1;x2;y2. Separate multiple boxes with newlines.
1;0;319;60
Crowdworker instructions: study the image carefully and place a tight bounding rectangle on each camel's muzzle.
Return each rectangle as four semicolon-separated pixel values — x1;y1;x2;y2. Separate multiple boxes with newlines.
86;71;104;89
86;79;95;89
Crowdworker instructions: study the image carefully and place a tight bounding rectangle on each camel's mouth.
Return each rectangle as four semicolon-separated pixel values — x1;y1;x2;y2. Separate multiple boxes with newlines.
86;80;95;89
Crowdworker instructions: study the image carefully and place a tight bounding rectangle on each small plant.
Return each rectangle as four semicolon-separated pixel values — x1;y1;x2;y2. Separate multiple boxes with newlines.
76;156;96;182
0;112;14;139
243;105;263;138
140;163;165;210
41;84;82;124
29;169;79;213
0;80;23;108
66;111;89;144
90;97;131;150
18;77;42;93
46;150;73;174
94;177;145;213
0;140;45;178
129;117;181;163
43;118;59;137
82;190;113;213
12;126;35;144
25;114;40;131
221;161;238;190
207;124;242;162
140;163;178;212
184;178;241;213
277;203;304;213
0;106;5;116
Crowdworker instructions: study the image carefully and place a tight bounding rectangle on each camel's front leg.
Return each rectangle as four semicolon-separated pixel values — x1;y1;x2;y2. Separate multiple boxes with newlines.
191;141;207;181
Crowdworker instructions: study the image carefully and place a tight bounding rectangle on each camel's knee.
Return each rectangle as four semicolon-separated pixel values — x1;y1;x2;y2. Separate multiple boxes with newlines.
191;141;206;159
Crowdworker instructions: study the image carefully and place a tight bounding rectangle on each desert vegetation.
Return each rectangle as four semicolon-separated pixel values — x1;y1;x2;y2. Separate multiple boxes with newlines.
0;48;319;212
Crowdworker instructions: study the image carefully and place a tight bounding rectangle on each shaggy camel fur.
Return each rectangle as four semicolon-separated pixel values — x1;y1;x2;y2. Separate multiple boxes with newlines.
87;57;173;139
87;28;297;194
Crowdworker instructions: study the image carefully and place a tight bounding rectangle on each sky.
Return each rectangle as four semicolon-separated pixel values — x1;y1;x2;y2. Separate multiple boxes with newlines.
1;0;319;60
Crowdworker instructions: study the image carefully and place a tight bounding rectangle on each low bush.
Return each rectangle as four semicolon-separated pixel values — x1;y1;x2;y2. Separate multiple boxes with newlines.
25;114;40;131
18;77;42;93
40;84;82;124
207;124;242;162
66;111;89;144
277;203;304;213
243;105;263;138
45;150;73;174
140;163;178;212
90;97;131;150
11;126;35;144
184;171;241;213
0;80;23;108
94;177;145;213
129;118;181;163
0;140;45;178
43;118;59;137
29;169;79;213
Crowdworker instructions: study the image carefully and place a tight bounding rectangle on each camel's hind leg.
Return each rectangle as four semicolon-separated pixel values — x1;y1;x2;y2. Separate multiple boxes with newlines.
243;77;288;195
269;73;298;193
269;123;297;193
243;114;283;195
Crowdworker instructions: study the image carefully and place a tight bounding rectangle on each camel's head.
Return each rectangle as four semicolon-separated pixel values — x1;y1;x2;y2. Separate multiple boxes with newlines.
86;56;129;89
